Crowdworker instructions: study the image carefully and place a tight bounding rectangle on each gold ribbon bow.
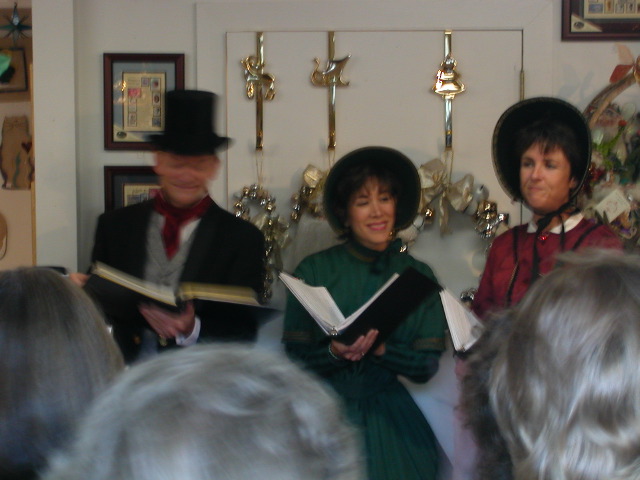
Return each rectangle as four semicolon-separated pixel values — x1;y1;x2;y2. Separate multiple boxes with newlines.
418;158;474;233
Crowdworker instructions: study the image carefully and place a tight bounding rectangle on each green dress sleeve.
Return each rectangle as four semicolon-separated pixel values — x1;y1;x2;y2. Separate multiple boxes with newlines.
282;259;349;375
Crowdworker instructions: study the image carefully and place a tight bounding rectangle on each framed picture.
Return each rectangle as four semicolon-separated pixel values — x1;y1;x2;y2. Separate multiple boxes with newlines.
562;0;640;40
104;166;160;211
103;53;185;150
0;47;28;94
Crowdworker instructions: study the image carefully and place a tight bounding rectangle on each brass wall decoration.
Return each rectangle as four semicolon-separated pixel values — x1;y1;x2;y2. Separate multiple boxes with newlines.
410;30;507;239
241;31;276;151
238;32;289;301
310;31;351;154
432;30;465;168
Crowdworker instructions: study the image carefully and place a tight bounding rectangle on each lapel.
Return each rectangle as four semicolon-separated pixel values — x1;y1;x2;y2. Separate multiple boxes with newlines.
179;202;221;282
127;202;154;278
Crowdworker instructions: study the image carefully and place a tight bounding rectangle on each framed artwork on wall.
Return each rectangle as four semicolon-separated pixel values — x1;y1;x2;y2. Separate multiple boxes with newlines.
104;166;159;211
562;0;640;40
103;53;185;150
0;47;28;94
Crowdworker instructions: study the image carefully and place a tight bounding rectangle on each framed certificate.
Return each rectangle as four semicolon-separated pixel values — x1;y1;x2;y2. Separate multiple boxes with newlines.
104;166;159;211
562;0;640;40
103;53;184;150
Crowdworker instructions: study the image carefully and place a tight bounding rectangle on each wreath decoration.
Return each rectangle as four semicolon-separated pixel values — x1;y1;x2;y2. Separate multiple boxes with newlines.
579;46;640;249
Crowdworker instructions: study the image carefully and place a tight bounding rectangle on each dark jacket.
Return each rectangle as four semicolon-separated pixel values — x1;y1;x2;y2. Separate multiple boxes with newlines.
89;199;265;362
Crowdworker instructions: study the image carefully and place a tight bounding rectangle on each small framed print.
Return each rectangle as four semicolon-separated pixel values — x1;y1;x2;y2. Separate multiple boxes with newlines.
104;166;160;211
103;53;185;150
562;0;640;40
0;47;28;94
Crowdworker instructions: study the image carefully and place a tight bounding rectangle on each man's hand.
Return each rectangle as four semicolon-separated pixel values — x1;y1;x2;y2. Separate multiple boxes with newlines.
68;272;89;287
139;301;196;340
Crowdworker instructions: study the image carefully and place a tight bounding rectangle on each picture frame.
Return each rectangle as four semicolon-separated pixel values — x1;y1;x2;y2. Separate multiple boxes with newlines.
103;53;185;150
562;0;640;40
0;47;28;94
104;166;160;211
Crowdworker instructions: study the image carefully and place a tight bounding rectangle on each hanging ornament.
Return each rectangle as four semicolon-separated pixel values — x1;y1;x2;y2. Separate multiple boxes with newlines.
239;32;291;302
417;157;478;233
289;32;351;226
233;183;290;302
426;30;469;233
417;30;508;239
310;31;351;153
0;3;31;47
290;165;327;222
473;200;509;240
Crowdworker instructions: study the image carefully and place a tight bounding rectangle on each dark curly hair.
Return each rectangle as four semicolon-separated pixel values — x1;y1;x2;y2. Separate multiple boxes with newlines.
330;162;401;240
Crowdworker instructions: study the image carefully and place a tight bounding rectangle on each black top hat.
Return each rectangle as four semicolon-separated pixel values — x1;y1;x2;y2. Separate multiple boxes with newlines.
323;146;421;234
147;90;231;155
492;97;591;202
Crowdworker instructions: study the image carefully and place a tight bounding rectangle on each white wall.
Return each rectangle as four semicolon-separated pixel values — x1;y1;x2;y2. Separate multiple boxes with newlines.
31;0;640;274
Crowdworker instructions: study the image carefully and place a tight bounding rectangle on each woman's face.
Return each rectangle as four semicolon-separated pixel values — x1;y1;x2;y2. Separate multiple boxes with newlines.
519;142;576;219
346;177;397;251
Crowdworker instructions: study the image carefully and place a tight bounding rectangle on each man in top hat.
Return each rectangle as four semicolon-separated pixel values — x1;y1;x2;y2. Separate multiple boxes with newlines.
73;90;266;363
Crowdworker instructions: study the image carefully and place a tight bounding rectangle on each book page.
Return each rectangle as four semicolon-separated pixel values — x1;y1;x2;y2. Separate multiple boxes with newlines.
92;262;176;306
439;289;483;351
279;272;346;334
178;282;260;306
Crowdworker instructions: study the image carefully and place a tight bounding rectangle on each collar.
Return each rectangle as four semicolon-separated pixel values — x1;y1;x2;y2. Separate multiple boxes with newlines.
346;238;403;273
527;212;583;234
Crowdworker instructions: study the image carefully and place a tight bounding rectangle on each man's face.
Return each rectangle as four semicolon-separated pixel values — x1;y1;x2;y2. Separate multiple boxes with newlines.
153;151;220;208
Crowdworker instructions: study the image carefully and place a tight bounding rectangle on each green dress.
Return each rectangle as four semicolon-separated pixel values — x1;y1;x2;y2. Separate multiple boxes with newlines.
282;239;446;480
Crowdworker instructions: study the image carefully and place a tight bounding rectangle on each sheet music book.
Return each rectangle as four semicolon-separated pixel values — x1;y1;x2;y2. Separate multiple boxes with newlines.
84;262;271;322
280;266;440;347
281;266;482;351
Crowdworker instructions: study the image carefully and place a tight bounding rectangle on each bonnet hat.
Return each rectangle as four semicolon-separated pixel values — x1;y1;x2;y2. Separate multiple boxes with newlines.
492;96;591;203
147;90;230;155
323;146;421;234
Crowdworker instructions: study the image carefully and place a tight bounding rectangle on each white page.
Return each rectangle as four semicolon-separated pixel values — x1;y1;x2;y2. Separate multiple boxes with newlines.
439;289;483;351
281;271;402;335
279;272;346;334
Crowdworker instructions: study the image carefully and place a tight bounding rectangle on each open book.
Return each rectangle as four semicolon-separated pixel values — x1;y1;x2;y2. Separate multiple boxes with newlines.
281;266;482;352
85;262;265;317
280;266;440;347
438;289;482;352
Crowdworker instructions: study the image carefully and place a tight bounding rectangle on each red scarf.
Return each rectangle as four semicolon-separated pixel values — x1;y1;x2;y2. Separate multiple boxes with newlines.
153;193;213;259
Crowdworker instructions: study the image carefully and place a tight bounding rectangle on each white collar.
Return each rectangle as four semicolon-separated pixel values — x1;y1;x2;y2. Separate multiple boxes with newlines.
527;212;583;234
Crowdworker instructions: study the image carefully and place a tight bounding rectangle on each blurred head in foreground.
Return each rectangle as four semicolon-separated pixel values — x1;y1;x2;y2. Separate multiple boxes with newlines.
44;344;364;480
490;250;640;480
0;267;124;479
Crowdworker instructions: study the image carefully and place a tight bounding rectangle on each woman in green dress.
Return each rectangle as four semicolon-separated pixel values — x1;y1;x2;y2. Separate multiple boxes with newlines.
282;146;447;480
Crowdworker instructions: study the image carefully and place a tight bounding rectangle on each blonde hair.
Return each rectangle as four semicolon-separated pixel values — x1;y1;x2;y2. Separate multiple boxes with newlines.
490;250;640;480
44;344;364;480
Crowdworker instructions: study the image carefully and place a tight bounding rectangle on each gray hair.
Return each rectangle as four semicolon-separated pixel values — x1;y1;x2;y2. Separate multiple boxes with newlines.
0;267;124;478
490;250;640;480
44;344;364;480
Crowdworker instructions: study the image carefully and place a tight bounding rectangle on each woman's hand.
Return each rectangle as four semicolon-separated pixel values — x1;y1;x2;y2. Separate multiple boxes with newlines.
330;329;383;361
